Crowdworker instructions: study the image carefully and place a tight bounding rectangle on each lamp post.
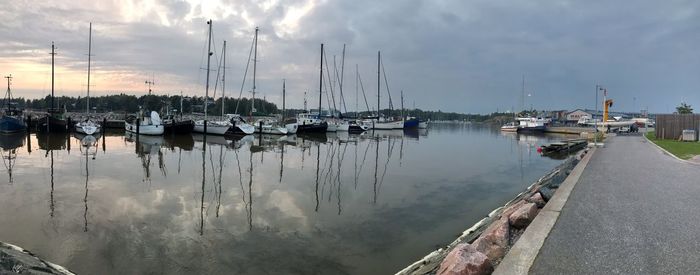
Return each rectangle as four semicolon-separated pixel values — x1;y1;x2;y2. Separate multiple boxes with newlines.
595;85;604;146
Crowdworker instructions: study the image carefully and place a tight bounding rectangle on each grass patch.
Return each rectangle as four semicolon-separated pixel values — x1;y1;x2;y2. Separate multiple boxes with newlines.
646;131;700;160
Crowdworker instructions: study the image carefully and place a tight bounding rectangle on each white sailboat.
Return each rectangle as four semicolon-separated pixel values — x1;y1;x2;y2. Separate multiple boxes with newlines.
193;21;232;135
371;51;403;130
75;22;101;135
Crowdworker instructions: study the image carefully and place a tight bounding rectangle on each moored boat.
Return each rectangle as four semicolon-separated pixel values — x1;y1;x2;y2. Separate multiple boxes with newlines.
125;111;164;135
1;75;26;134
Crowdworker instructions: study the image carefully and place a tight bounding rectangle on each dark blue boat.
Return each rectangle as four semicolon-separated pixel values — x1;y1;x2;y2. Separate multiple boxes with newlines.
1;75;27;134
403;117;419;129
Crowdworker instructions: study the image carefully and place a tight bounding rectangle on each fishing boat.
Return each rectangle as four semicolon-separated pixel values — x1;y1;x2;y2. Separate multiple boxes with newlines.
515;117;547;133
296;113;328;133
193;21;234;136
297;44;329;134
37;42;69;133
125;111;164;135
75;23;101;135
163;115;194;134
1;75;26;133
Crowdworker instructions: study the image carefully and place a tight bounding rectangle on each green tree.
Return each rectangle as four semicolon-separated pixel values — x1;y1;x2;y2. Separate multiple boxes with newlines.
676;102;693;114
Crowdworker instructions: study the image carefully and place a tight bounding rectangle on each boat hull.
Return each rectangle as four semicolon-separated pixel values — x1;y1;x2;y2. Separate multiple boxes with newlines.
193;125;230;135
297;122;328;133
75;120;101;135
225;123;256;136
285;123;298;134
0;116;27;133
125;123;164;135
337;122;349;131
516;125;546;133
403;118;419;129
254;126;289;135
418;121;428;129
372;120;404;130
164;120;194;134
36;115;68;133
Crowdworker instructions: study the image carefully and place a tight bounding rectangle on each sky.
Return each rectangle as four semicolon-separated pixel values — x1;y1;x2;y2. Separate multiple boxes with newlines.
0;0;698;114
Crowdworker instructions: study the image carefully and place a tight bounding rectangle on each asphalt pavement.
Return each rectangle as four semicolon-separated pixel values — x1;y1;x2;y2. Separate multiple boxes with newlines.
530;135;700;274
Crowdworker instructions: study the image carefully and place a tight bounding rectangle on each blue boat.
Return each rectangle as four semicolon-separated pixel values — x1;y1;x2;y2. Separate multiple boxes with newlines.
403;116;419;129
1;75;26;134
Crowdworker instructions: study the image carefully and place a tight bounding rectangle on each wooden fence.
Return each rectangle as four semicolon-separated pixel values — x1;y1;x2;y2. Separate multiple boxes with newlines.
655;114;700;140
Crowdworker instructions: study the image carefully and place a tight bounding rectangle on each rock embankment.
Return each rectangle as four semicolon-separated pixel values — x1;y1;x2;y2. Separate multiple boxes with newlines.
398;148;590;275
0;242;75;275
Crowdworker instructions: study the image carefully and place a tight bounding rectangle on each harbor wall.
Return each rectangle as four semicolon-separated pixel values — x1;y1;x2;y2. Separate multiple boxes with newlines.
397;148;590;275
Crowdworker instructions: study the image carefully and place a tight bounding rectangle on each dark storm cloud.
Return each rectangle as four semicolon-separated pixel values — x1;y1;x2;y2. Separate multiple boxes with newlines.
1;0;698;113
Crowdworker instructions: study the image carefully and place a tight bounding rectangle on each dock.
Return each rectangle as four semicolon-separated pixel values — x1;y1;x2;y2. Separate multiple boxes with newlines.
543;126;594;135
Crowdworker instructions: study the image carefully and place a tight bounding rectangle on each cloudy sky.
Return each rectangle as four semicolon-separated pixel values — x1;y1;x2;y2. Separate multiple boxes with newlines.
1;0;698;114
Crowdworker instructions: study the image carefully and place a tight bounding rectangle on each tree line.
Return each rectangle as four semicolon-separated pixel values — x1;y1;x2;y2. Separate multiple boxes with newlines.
4;93;507;121
4;94;279;116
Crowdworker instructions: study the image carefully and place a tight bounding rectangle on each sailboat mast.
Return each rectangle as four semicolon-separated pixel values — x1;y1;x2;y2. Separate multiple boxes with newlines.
339;44;346;114
318;44;324;114
86;22;92;114
377;51;380;118
51;42;56;109
4;75;11;106
222;40;226;118
251;27;258;117
401;90;404;119
204;20;212;122
521;74;525;114
282;79;286;120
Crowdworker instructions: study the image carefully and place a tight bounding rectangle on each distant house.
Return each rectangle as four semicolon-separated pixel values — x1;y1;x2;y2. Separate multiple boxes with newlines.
565;109;592;124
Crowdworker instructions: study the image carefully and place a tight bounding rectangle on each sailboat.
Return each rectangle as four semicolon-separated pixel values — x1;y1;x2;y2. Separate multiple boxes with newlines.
371;51;403;130
0;75;26;133
224;27;257;136
193;21;234;135
75;23;101;135
37;42;69;133
296;44;329;133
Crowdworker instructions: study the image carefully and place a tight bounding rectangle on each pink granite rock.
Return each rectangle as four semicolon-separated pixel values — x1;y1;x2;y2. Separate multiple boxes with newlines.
500;200;526;219
437;243;493;275
472;218;510;262
527;192;546;208
508;202;538;229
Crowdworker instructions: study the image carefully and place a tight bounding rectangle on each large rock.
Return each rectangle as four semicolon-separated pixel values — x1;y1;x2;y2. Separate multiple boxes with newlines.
508;202;538;229
527;192;546;208
437;243;493;275
500;200;526;219
472;217;510;262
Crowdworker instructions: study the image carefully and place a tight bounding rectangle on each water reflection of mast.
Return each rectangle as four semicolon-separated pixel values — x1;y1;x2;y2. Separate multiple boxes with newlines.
199;135;206;235
315;143;320;212
50;150;55;217
247;146;253;231
216;145;223;218
336;142;347;215
373;138;379;204
279;143;284;183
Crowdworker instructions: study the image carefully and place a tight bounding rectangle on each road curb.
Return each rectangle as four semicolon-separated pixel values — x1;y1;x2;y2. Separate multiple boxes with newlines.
493;146;596;275
643;132;700;166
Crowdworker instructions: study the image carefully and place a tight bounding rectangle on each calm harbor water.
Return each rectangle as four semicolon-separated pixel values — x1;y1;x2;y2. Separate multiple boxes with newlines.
0;124;569;274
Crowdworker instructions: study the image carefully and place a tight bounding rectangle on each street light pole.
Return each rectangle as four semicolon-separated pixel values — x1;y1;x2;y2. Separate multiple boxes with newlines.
595;84;598;146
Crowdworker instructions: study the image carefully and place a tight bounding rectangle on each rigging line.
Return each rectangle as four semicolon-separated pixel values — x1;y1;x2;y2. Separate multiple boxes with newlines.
234;32;256;114
323;49;337;115
357;69;371;113
381;58;393;110
322;63;333;113
210;44;225;117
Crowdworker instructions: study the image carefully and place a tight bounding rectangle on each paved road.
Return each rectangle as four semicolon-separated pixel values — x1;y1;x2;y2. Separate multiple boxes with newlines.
531;135;700;274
